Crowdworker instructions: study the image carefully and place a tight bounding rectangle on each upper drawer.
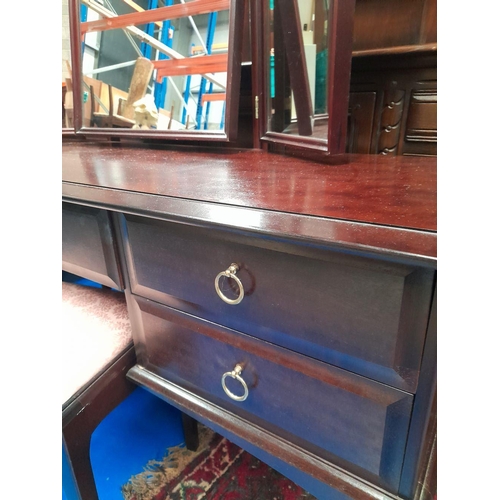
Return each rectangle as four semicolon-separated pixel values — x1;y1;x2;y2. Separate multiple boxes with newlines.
133;296;414;494
62;203;122;289
121;215;434;392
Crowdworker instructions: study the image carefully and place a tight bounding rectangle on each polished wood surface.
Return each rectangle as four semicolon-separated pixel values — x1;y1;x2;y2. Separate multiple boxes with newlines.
62;202;123;289
327;0;356;153
63;346;137;500
352;0;436;51
128;365;401;500
121;213;434;392
62;141;437;500
62;143;436;232
349;52;437;156
133;296;414;493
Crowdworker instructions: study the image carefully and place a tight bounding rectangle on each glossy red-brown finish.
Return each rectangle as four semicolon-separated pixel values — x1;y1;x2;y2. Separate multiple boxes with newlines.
62;142;436;232
62;141;437;500
327;0;356;153
121;214;434;391
63;346;137;500
62;203;123;289
133;296;414;492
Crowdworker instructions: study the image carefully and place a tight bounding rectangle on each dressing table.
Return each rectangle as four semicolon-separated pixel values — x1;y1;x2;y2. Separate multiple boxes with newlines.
62;0;436;497
62;142;436;500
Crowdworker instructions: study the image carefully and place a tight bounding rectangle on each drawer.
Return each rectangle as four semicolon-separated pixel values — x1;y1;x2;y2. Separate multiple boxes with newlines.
62;203;122;289
121;215;434;392
403;89;437;156
405;90;437;140
132;295;414;494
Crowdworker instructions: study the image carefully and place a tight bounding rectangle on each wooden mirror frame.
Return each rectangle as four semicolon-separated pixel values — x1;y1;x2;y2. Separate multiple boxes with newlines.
63;0;76;137
68;0;245;142
252;0;356;154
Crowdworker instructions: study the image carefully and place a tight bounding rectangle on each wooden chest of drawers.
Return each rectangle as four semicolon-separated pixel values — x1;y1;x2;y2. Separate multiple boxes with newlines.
62;143;437;500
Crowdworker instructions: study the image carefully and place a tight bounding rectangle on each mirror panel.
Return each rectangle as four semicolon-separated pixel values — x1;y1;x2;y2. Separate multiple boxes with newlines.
261;0;436;156
266;0;330;142
62;0;74;129
74;0;242;139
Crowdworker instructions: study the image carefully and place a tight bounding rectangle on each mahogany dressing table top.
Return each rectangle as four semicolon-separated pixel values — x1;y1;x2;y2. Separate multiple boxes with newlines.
62;142;437;264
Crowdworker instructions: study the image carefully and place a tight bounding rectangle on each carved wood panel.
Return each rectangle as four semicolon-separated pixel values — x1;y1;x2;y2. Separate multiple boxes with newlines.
348;53;436;156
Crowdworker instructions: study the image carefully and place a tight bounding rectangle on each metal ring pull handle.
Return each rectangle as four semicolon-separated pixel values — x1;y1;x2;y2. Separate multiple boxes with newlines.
221;364;249;402
215;263;244;305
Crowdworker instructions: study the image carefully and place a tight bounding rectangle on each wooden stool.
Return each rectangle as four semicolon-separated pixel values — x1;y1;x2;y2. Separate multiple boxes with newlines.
62;281;199;499
62;282;136;500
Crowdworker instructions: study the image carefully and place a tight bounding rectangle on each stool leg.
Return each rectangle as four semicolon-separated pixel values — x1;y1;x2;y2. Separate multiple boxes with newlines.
63;436;83;500
63;422;99;500
181;413;199;451
62;348;136;499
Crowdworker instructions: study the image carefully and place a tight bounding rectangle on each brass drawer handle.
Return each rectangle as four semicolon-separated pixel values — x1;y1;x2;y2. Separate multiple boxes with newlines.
221;364;249;402
214;263;244;305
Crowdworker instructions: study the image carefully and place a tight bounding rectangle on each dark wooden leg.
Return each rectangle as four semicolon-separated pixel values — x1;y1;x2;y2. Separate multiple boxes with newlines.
63;436;83;500
63;424;100;500
62;347;137;500
181;413;199;451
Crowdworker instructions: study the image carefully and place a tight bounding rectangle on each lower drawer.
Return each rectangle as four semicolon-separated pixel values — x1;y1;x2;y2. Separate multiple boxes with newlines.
131;295;414;494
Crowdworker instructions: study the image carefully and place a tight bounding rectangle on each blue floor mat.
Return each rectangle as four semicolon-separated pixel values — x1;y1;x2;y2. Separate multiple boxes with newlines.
62;271;104;289
91;387;185;499
64;387;185;500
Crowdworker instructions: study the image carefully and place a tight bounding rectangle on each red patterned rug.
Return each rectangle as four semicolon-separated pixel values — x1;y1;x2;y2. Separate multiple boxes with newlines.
122;425;316;500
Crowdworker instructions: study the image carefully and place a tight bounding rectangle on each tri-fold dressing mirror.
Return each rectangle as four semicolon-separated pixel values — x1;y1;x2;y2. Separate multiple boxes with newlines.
64;0;356;152
66;0;244;140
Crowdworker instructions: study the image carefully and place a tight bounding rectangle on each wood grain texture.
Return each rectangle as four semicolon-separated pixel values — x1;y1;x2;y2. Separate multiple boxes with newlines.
349;54;437;157
327;0;356;153
121;214;434;391
347;92;377;153
120;57;154;120
63;346;137;500
61;143;436;232
128;364;404;500
62;202;123;289
133;296;414;493
352;0;427;51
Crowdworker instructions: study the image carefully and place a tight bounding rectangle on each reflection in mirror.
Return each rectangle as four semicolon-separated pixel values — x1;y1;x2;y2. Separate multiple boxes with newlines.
78;0;233;133
267;0;330;140
62;0;73;128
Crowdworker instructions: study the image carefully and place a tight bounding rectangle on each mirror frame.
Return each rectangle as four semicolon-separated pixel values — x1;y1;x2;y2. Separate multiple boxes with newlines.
253;0;355;154
68;0;245;142
62;0;76;137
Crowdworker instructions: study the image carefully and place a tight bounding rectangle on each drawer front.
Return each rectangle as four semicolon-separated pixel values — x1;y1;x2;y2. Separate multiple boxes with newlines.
121;215;434;392
62;203;122;289
132;295;414;494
